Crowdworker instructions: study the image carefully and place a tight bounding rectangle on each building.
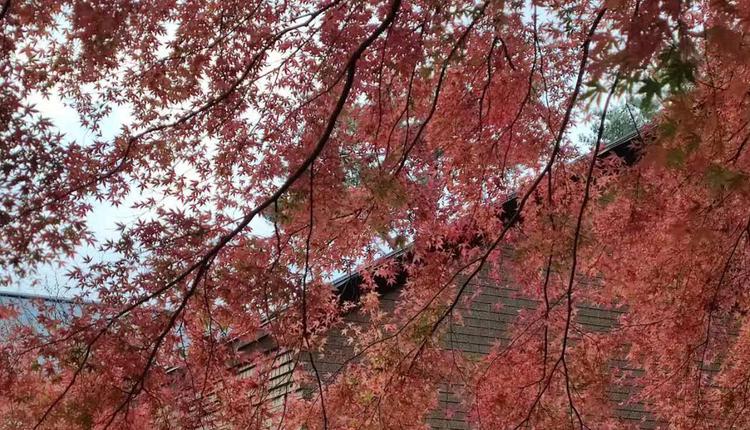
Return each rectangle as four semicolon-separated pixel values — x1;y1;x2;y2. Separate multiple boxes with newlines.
0;290;83;336
0;130;662;428
227;130;662;429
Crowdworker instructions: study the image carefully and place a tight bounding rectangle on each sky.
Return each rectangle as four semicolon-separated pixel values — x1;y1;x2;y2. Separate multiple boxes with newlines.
2;91;276;297
2;6;601;298
3;93;593;299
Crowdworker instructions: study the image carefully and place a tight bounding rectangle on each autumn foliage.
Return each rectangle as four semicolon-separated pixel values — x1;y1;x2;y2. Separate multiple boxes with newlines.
2;0;750;428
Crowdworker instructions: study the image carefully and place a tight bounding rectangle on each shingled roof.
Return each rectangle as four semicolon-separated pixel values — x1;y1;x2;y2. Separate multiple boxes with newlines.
229;128;661;429
329;125;650;306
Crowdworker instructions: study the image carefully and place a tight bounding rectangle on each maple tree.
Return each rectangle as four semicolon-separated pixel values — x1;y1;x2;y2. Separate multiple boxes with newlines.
2;0;750;428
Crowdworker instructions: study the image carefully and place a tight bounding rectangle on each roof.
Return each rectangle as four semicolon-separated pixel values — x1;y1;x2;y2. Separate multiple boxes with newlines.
0;290;86;334
0;290;84;304
328;126;649;302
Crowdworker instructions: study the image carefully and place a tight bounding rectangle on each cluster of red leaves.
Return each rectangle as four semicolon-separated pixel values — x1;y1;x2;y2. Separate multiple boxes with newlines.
2;0;750;428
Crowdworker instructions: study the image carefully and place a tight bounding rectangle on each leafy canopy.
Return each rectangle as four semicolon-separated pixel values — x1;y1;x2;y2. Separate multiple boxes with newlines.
2;0;750;429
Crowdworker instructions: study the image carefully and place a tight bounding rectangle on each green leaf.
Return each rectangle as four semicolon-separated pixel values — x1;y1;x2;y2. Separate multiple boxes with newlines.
704;164;747;192
638;77;662;103
666;147;686;169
